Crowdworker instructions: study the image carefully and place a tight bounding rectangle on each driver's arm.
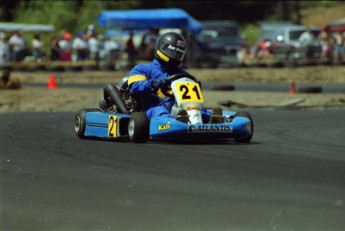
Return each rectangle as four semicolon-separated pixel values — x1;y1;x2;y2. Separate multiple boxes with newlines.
128;75;151;95
128;66;155;96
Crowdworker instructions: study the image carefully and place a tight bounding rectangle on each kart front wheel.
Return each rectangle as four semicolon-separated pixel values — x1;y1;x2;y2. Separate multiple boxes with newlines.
234;111;254;143
74;108;100;138
128;112;149;143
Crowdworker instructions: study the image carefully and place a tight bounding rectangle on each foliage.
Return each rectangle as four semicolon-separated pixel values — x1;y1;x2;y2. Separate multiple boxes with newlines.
1;0;277;26
2;1;343;34
240;24;261;47
7;0;141;35
15;1;77;33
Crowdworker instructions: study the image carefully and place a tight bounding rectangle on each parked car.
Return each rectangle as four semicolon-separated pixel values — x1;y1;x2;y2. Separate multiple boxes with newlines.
257;22;321;66
194;20;244;67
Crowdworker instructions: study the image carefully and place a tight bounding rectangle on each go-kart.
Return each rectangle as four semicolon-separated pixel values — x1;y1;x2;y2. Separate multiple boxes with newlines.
74;73;253;143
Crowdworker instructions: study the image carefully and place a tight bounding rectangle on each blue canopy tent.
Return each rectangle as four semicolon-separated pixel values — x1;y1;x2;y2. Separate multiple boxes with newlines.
97;8;203;65
97;8;202;35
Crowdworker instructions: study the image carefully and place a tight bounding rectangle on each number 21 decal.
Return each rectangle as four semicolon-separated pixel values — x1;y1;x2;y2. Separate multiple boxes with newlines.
108;115;118;137
176;82;204;103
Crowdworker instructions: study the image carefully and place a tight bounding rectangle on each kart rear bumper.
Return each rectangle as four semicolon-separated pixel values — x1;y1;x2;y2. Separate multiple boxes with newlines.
149;116;251;141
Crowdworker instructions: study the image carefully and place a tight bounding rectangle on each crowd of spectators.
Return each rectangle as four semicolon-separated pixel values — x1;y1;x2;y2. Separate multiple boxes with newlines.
0;24;125;67
1;24;343;68
298;27;345;64
241;27;345;66
0;25;163;70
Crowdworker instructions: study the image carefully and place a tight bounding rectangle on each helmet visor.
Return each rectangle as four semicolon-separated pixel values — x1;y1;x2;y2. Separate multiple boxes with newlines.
165;44;186;62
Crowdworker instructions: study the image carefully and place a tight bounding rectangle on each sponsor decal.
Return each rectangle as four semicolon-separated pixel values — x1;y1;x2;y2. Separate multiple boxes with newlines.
188;124;232;133
186;106;200;111
167;45;186;54
158;123;171;131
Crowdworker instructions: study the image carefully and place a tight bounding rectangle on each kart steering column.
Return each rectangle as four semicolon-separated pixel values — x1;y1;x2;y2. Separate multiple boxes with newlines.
104;83;130;114
151;93;171;112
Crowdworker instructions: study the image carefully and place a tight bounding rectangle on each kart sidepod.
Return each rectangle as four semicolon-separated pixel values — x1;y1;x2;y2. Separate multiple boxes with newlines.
74;108;253;143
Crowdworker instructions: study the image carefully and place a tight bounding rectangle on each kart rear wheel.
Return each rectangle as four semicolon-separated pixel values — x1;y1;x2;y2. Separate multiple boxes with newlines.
234;111;254;143
128;112;149;143
74;108;100;138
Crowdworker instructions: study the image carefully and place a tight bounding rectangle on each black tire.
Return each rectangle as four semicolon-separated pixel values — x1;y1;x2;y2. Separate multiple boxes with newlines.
234;111;254;143
266;61;283;68
297;86;322;94
210;84;235;91
186;63;201;68
49;66;65;72
66;65;83;72
30;64;47;71
83;65;99;71
74;108;101;138
217;63;231;68
200;62;218;68
283;60;298;68
128;112;149;143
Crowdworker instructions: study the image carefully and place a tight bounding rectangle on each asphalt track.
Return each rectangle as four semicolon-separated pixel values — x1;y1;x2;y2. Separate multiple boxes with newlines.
1;109;345;231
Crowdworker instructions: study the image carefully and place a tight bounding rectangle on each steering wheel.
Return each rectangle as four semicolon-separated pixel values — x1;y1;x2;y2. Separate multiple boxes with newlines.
161;73;198;98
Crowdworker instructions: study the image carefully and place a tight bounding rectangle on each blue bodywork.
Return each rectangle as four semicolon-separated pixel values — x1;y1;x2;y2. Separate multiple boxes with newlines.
83;109;252;142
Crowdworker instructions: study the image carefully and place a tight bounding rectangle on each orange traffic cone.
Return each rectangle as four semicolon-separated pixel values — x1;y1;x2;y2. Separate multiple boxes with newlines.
48;74;57;89
289;82;296;94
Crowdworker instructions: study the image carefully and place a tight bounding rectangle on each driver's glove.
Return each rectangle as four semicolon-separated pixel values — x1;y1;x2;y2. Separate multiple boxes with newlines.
150;78;167;92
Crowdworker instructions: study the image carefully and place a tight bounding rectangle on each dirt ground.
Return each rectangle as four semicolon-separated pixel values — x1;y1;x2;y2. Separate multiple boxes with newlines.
0;65;344;112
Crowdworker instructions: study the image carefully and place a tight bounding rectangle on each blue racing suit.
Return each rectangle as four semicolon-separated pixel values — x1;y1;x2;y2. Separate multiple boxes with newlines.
128;58;211;122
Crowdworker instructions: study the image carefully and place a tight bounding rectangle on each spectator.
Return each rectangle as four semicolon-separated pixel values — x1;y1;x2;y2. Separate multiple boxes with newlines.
0;32;10;64
8;31;25;61
139;28;159;59
88;32;100;65
32;33;44;61
144;28;159;60
255;39;275;60
72;31;89;61
86;24;96;38
144;37;156;60
317;26;333;63
298;27;316;63
126;31;137;67
103;37;122;68
144;28;159;46
50;36;60;61
239;42;255;66
332;31;344;64
58;32;72;61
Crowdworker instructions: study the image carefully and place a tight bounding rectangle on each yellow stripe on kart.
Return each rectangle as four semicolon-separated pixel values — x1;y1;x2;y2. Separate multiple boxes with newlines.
128;75;148;86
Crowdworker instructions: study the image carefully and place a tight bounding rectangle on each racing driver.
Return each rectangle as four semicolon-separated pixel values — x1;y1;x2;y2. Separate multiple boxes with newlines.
100;31;223;123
